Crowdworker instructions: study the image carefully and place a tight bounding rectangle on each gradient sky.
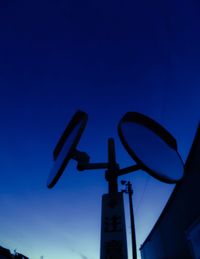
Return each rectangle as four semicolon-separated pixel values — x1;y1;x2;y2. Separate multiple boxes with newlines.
0;1;200;259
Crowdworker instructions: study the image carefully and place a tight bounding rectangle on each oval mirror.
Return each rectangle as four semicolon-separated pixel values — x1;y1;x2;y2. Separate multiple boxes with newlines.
47;110;88;188
118;112;184;183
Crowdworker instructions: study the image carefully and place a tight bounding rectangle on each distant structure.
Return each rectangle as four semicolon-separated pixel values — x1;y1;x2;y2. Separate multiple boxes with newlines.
0;246;12;259
13;251;29;259
0;246;29;259
140;124;200;259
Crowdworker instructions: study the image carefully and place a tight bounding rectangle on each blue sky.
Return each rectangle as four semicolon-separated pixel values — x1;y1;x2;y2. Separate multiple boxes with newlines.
0;0;200;258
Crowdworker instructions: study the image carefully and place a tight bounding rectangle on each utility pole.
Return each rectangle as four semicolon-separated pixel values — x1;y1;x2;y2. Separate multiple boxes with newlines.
122;181;137;259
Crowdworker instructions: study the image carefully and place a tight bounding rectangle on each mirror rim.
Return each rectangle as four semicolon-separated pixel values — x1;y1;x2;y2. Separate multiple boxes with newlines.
48;110;88;188
118;112;184;184
53;110;88;160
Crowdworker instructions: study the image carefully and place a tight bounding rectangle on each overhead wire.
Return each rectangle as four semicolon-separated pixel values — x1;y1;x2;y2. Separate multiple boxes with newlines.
134;175;151;216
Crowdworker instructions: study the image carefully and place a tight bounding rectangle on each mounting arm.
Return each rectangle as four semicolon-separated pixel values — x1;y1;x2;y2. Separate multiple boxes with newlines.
117;164;142;176
72;149;109;171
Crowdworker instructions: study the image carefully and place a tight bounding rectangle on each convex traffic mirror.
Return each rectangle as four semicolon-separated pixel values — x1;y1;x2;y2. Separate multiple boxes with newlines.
118;112;184;183
47;111;88;188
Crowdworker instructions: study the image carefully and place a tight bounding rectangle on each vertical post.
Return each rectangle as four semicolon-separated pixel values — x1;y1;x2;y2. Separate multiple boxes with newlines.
100;138;128;259
127;182;137;259
107;138;118;193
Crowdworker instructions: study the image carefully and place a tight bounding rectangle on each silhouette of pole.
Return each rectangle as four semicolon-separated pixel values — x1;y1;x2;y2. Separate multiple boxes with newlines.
122;181;137;259
106;138;119;194
128;182;137;259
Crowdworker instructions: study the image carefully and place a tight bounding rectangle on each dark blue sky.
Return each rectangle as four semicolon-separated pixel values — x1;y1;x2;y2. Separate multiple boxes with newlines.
0;1;199;258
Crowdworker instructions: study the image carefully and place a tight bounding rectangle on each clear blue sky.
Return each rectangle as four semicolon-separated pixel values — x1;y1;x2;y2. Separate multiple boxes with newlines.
0;1;199;258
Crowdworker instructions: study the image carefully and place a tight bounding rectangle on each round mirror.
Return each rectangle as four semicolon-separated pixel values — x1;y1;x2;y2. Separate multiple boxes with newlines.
47;111;88;188
118;112;184;183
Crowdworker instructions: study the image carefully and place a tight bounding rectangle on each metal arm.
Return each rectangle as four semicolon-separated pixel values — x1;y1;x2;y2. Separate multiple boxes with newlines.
77;162;109;171
73;149;141;177
72;149;109;171
118;164;141;176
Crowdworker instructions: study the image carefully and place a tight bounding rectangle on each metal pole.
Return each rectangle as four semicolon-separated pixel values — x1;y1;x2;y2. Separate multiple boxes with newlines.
107;138;119;193
127;181;137;259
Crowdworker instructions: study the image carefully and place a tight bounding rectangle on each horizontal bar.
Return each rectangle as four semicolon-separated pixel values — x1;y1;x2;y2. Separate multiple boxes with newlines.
118;164;141;176
77;162;109;171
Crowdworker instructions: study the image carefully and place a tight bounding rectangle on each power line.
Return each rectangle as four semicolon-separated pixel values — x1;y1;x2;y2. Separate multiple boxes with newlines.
135;175;151;215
